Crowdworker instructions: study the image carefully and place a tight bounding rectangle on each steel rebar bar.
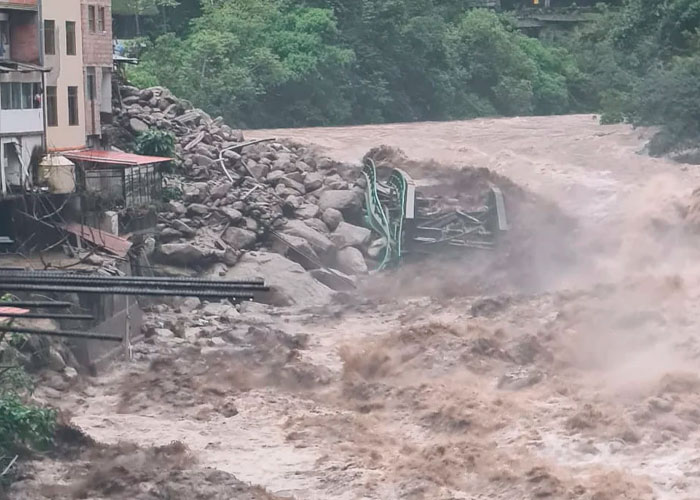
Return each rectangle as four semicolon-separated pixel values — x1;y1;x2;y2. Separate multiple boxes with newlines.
0;301;73;309
0;271;265;286
0;325;121;341
0;283;257;299
0;312;94;320
0;275;269;291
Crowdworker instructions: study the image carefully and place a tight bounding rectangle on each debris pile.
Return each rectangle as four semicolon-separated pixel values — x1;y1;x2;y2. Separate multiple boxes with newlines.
111;85;374;293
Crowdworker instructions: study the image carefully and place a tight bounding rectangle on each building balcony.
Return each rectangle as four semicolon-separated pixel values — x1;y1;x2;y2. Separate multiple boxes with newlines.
0;79;43;134
0;107;42;134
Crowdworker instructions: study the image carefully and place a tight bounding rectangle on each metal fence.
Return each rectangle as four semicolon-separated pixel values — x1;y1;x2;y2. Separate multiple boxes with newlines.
81;164;162;209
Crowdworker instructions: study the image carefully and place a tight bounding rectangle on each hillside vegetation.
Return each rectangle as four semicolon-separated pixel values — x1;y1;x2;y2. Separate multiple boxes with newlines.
124;0;700;154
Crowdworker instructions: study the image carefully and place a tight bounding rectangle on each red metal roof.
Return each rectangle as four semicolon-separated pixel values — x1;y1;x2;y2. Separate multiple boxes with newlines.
58;223;133;257
0;307;29;324
63;150;172;167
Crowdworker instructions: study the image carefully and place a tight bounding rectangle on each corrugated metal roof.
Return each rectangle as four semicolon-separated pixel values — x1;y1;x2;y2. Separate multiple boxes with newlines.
58;223;132;257
63;150;171;167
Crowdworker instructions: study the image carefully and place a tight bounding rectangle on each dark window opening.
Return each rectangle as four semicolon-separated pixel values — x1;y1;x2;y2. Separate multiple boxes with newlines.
88;6;96;33
68;86;79;126
44;20;55;55
46;86;58;126
66;21;76;56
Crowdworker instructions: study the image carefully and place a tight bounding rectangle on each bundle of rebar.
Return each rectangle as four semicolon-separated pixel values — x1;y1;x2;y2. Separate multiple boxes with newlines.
0;270;269;299
0;271;270;342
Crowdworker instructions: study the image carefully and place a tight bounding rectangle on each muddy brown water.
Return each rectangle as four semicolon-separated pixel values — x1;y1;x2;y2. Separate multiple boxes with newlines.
12;115;700;500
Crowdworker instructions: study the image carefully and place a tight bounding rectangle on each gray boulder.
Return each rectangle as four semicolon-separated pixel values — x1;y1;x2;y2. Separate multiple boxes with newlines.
210;181;232;200
188;203;209;216
171;219;196;237
310;268;357;292
225;252;333;307
295;204;320;219
279;175;306;194
283;219;334;256
191;154;213;168
129;117;149;133
222;227;257;250
159;243;207;266
220;207;243;223
248;162;270;180
318;190;361;214
272;233;320;270
321;208;343;231
304;172;323;192
331;221;372;249
335;246;368;275
159;227;183;242
267;170;285;183
168;200;187;215
303;218;330;234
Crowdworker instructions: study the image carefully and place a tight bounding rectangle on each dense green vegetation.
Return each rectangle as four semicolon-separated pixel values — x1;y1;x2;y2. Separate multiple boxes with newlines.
124;0;700;152
0;314;57;488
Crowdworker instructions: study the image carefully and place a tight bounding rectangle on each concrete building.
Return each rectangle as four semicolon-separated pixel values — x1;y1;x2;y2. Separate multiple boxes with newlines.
81;0;112;147
42;0;86;152
0;0;45;197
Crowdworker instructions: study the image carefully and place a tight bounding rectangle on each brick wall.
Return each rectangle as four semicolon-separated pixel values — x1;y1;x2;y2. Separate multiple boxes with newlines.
9;10;39;63
81;0;112;67
0;0;38;7
81;0;112;138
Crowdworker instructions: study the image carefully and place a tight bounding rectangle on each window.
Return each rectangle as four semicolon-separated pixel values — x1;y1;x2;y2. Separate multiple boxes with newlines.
44;20;55;55
0;20;9;60
0;83;42;110
88;6;95;33
66;21;76;56
68;86;78;125
21;83;32;109
98;7;105;32
0;84;9;110
10;83;21;110
46;86;57;126
86;69;96;100
32;83;41;109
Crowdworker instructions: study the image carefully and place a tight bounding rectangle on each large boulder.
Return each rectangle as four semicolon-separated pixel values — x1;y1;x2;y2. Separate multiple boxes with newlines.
220;207;243;223
283;219;334;256
188;203;209;216
295;204;320;219
335;246;368;275
222;226;257;250
310;268;357;292
321;208;343;231
210;181;232;200
158;243;207;266
168;200;187;215
303;172;323;192
271;233;320;270
303;218;330;234
225;252;333;307
171;220;196;237
318;190;362;214
129;117;149;133
191;154;213;168
279;175;306;194
331;221;372;249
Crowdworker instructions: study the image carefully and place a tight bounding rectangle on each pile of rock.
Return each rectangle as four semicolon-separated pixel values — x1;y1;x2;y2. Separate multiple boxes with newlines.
111;85;377;298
